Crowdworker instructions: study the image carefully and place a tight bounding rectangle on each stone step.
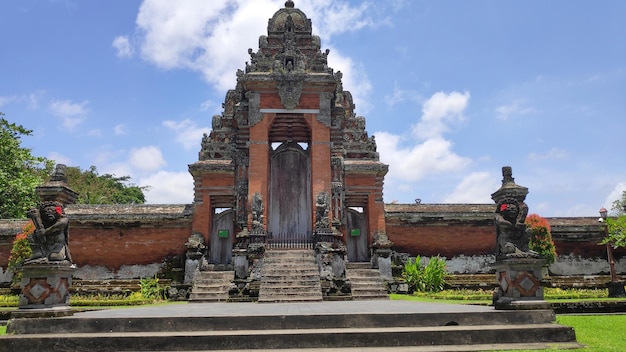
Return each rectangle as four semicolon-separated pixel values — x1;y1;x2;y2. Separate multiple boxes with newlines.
346;270;384;278
260;287;323;293
345;262;372;269
2;323;577;351
189;271;234;303
345;267;388;300
259;249;322;302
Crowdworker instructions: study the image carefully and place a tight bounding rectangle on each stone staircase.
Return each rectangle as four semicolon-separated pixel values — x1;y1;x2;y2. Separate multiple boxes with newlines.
346;262;389;300
1;302;580;351
188;271;233;302
258;249;323;303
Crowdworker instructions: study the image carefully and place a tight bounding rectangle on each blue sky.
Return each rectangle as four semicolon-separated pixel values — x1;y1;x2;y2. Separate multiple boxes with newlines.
1;0;625;217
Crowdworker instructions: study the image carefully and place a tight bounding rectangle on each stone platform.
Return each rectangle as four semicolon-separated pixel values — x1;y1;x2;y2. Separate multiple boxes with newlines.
1;300;579;351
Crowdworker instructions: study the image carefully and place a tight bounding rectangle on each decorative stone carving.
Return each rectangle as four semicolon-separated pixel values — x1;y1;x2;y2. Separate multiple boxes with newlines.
185;233;206;260
491;166;547;310
26;201;72;264
277;73;304;109
251;192;265;233
15;164;76;317
315;191;330;231
491;166;538;260
372;230;393;250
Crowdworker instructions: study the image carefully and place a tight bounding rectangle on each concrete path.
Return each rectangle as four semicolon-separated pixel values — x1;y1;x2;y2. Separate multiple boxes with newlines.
74;300;493;319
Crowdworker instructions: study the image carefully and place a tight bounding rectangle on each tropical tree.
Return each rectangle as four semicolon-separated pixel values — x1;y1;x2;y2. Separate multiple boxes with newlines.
65;166;148;204
610;190;626;216
601;215;626;250
0;113;54;218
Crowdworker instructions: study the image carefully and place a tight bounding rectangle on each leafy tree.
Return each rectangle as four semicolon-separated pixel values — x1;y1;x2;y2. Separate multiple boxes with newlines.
65;166;148;204
611;190;626;216
0;113;54;218
599;193;626;249
601;215;626;249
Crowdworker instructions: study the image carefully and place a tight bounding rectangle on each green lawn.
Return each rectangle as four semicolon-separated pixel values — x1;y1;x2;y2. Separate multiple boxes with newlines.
391;293;626;351
556;314;626;352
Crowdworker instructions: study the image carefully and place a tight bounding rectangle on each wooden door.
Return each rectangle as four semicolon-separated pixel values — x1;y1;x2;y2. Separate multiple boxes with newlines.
209;209;234;264
346;208;369;262
268;142;311;240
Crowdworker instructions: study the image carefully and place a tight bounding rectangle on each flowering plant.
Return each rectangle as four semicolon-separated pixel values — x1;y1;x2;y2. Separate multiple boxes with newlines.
526;214;557;264
8;220;34;284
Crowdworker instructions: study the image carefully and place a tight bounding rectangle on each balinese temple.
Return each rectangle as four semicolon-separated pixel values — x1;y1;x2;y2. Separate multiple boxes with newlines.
188;0;388;264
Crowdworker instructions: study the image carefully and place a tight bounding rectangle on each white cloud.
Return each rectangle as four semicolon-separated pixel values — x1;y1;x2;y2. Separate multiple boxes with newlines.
163;119;211;150
442;172;499;203
1;92;43;109
140;170;194;204
128;146;166;172
326;48;373;113
48;99;89;129
307;0;375;39
199;99;215;111
377;132;471;182
384;83;422;108
604;182;626;212
412;91;469;140
127;1;382;107
0;95;17;107
495;99;535;120
376;91;472;188
112;35;133;58
47;151;72;166
528;147;568;161
114;124;127;135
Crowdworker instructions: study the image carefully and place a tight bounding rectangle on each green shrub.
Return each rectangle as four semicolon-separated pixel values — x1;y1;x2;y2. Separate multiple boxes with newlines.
402;256;448;293
139;276;166;301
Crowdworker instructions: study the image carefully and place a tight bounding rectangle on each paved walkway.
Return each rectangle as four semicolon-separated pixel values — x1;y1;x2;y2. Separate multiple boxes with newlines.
73;300;494;319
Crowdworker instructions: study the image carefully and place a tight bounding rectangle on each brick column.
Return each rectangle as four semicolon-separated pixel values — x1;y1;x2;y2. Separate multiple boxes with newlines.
308;114;332;224
248;113;272;230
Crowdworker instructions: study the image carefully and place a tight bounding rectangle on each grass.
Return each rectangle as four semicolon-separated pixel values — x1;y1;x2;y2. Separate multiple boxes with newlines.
556;315;626;352
391;291;626;351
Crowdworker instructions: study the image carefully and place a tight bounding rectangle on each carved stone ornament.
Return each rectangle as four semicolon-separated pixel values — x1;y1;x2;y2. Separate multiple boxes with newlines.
278;76;303;109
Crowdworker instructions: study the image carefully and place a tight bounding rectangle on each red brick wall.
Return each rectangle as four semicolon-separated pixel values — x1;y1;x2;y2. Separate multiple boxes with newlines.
386;223;495;257
68;221;191;268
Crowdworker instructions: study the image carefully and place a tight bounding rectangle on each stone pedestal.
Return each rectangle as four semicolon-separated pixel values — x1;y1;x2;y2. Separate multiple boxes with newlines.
493;258;550;310
184;258;200;284
233;249;249;280
13;262;75;318
374;249;393;280
606;281;626;298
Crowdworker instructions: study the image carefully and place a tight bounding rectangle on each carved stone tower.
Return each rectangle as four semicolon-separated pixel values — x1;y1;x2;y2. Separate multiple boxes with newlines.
188;1;388;264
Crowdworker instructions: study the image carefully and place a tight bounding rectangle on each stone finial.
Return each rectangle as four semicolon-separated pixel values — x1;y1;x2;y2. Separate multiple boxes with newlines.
35;164;78;205
490;166;528;204
285;0;295;8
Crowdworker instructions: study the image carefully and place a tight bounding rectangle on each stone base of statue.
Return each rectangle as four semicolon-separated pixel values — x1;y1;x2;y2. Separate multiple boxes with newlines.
12;262;75;318
606;281;626;298
493;258;550;310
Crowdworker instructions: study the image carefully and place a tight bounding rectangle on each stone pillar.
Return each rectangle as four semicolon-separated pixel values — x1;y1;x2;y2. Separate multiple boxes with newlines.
13;164;77;318
491;166;547;310
14;263;75;318
493;258;550;310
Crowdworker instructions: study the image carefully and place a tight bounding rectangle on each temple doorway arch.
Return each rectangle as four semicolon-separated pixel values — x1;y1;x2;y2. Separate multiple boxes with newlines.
268;141;312;241
346;207;369;262
209;208;234;265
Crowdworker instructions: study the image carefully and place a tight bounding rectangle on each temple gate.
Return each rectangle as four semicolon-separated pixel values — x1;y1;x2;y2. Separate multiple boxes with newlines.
188;1;388;263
